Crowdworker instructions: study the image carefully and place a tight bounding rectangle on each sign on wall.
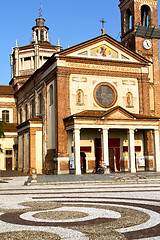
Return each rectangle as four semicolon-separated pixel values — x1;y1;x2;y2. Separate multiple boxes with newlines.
70;157;74;169
138;156;145;167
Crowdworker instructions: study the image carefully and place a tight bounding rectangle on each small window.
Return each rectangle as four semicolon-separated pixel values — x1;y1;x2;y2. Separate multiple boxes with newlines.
125;8;132;32
40;29;44;41
141;5;151;27
25;104;28;121
24;57;31;70
2;110;9;123
31;99;35;118
49;84;53;105
6;150;12;155
38;93;42;114
36;30;38;39
19;108;22;123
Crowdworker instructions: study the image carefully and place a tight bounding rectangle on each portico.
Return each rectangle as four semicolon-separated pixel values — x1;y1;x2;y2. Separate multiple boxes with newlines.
64;106;160;175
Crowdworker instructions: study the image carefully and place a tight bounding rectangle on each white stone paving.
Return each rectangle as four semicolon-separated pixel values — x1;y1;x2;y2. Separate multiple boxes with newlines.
64;202;160;233
0;215;89;240
0;179;160;239
135;238;160;240
20;206;121;223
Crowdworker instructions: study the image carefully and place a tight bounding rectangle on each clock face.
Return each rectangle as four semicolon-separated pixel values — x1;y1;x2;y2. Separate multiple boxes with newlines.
143;39;152;50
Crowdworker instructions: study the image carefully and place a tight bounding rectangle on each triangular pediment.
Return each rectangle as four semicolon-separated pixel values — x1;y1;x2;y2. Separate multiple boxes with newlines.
102;106;135;120
59;34;150;64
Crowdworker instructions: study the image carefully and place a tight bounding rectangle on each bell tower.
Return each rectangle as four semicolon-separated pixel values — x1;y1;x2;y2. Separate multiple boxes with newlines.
119;0;160;115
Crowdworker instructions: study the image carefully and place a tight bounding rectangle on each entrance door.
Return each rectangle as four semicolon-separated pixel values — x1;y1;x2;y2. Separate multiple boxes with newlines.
6;158;12;170
95;138;120;172
109;148;115;172
109;139;120;172
95;138;102;170
80;152;86;174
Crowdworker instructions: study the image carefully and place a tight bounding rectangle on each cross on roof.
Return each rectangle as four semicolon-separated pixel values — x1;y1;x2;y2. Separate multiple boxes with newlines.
39;0;42;18
100;18;106;29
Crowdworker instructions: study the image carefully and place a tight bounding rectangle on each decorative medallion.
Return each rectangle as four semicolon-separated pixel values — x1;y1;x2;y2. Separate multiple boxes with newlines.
94;83;117;108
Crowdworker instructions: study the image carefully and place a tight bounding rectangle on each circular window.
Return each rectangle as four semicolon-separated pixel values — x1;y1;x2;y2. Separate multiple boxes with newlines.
94;83;117;108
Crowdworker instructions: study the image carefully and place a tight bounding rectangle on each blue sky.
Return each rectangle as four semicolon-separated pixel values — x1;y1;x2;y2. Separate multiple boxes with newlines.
1;0;160;85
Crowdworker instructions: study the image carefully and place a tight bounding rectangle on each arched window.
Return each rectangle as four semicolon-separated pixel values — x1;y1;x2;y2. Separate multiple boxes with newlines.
2;110;9;123
36;30;38;40
25;104;28;121
125;8;132;32
49;84;53;105
31;99;35;118
77;89;84;105
38;93;42;114
19;108;22;124
141;5;151;27
40;30;44;41
126;92;133;107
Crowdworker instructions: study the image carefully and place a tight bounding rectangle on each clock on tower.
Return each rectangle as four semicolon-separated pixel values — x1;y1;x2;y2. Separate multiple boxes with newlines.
119;0;160;116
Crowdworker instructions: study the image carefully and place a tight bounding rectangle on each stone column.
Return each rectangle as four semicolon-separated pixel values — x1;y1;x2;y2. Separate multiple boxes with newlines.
101;128;109;172
73;127;81;175
153;129;160;172
128;129;136;173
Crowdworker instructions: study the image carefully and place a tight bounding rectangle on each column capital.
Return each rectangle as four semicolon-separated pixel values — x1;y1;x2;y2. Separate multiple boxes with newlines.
128;128;135;134
73;126;81;132
101;127;109;131
153;129;160;133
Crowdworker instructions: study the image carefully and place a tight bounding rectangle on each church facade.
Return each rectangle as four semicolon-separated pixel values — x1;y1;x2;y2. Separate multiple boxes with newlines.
0;0;160;175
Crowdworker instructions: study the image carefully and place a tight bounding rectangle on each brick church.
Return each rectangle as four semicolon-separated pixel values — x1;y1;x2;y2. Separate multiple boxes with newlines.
0;0;160;175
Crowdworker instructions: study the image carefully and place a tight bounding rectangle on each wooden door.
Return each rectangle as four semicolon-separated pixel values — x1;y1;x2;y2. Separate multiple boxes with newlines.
109;139;120;171
95;138;102;170
6;157;12;170
109;148;115;172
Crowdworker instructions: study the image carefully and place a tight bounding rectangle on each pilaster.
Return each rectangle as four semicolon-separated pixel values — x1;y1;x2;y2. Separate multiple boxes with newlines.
153;129;160;172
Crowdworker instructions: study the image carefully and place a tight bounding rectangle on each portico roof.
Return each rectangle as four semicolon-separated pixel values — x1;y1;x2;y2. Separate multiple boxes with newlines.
64;106;160;120
64;106;160;130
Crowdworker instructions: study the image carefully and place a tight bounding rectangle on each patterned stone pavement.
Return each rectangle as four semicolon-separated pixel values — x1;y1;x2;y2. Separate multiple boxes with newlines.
0;176;160;239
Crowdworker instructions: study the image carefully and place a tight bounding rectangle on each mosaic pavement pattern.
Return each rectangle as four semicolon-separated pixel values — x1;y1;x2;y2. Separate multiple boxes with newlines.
0;177;160;239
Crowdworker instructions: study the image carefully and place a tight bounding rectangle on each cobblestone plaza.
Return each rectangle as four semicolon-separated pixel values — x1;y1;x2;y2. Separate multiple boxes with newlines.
0;174;160;239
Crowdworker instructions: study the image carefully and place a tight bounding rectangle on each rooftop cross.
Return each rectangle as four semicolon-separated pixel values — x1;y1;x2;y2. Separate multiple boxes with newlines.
100;18;106;34
39;0;42;18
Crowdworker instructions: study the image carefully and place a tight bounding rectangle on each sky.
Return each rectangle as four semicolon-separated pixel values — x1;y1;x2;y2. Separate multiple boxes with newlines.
1;0;160;85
